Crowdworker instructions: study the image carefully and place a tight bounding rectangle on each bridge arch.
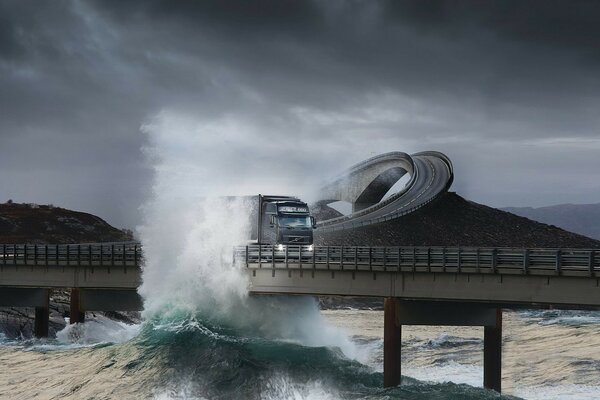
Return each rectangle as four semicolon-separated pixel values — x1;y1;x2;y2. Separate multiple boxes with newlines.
318;152;416;212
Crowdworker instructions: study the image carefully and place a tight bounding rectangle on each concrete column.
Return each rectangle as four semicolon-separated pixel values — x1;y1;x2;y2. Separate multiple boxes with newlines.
383;297;401;387
70;288;85;324
484;308;502;393
34;289;50;338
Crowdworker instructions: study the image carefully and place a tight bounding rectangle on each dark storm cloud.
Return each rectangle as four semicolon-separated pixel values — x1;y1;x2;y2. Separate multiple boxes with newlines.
1;0;600;227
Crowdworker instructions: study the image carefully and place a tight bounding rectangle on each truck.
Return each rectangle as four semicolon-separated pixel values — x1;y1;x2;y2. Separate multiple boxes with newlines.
247;194;316;248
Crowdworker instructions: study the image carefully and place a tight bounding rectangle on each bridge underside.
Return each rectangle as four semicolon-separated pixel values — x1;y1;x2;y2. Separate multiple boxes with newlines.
0;286;142;337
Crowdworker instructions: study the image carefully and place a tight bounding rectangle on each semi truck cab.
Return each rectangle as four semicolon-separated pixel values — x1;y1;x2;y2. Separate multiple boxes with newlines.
256;195;316;247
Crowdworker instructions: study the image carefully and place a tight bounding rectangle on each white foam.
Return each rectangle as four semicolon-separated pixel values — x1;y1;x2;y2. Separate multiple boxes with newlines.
55;317;141;345
514;383;600;400
262;373;341;400
138;112;358;359
404;361;483;387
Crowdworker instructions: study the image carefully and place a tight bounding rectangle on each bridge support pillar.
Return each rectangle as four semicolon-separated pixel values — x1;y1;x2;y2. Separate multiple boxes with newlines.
484;309;502;393
383;297;401;387
70;288;85;324
34;289;50;338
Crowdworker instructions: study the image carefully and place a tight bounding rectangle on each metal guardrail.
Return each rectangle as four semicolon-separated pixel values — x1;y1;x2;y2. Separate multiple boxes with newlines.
236;245;600;277
4;243;598;278
0;243;142;267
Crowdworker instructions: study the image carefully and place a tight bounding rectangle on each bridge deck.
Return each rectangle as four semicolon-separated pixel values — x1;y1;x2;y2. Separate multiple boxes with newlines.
239;245;600;308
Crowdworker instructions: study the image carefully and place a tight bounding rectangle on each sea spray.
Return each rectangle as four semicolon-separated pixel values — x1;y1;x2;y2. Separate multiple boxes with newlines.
138;111;358;355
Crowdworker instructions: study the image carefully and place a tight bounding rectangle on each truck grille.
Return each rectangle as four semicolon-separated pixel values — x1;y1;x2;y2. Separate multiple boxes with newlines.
285;236;309;244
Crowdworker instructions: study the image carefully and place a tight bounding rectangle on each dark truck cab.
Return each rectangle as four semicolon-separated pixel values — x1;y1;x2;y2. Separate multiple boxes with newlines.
251;194;316;247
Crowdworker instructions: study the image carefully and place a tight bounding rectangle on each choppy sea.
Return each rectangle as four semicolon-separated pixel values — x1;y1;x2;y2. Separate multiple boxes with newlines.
1;306;599;400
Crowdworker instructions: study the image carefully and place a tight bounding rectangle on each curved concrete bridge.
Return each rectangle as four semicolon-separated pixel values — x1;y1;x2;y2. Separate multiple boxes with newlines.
316;151;453;231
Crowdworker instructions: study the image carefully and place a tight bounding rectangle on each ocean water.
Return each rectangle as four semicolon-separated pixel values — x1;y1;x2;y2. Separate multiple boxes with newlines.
1;307;600;399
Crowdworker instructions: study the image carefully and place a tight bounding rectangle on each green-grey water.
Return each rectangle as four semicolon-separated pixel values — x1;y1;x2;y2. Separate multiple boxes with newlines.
1;307;599;400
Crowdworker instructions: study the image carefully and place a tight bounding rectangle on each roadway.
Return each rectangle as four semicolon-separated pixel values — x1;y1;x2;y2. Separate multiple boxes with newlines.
316;151;453;231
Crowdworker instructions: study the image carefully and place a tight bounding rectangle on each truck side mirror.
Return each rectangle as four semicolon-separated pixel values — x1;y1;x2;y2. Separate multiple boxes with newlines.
269;215;276;226
310;216;317;229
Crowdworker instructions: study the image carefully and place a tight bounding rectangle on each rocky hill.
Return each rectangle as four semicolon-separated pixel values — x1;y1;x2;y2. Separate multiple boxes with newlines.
0;202;133;244
314;192;600;248
502;203;600;241
0;202;137;338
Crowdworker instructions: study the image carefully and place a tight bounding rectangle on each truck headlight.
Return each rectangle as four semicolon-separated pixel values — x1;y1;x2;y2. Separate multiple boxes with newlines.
308;244;314;251
277;244;284;251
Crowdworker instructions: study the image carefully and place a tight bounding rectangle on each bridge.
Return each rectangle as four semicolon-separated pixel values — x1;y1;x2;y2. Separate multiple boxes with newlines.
316;151;454;231
238;244;600;392
2;242;600;393
0;243;142;337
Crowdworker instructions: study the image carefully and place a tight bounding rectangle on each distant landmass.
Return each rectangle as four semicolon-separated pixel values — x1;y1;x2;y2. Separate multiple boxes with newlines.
502;203;600;241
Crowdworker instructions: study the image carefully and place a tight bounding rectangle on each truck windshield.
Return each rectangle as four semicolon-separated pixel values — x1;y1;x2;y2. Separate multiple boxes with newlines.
279;216;311;227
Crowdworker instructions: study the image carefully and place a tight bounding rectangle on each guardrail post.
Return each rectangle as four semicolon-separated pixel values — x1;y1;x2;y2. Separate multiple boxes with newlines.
111;244;115;266
427;247;431;272
398;247;401;270
134;244;138;267
100;243;110;268
369;247;372;271
523;249;529;274
284;245;288;269
272;245;276;276
246;246;249;268
2;244;5;266
589;251;595;277
556;249;562;275
442;247;446;272
326;246;330;270
340;246;344;271
258;245;262;268
312;246;316;270
34;244;37;266
24;244;27;266
77;245;81;267
383;247;388;271
355;247;358;270
491;249;497;274
412;247;416;272
476;248;480;273
457;247;461;273
44;244;48;268
55;244;59;267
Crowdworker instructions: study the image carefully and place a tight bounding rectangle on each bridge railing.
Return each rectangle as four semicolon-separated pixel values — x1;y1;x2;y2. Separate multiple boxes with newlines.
0;243;142;267
235;245;600;277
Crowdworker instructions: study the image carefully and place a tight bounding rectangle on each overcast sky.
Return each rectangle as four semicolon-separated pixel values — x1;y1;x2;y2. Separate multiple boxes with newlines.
1;0;599;229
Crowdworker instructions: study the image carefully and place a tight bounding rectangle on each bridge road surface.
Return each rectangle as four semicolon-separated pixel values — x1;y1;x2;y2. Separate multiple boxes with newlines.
317;152;453;231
